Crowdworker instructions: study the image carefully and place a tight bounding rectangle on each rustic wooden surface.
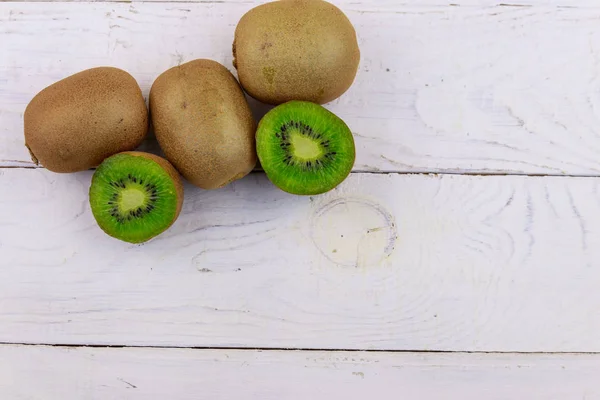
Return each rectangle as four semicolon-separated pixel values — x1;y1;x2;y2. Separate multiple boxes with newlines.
2;345;600;399
1;0;599;398
3;2;600;174
2;170;600;353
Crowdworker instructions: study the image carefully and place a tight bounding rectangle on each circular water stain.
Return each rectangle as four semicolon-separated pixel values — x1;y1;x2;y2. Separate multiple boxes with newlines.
310;198;397;268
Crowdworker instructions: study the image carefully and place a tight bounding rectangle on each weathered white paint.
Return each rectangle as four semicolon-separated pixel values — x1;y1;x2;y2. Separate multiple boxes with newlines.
1;345;599;400
2;3;600;174
1;169;600;351
3;0;599;7
2;0;600;388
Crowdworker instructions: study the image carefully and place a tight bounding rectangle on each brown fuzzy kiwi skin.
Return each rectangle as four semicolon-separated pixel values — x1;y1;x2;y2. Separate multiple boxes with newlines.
24;67;148;173
119;151;184;224
149;59;257;190
232;0;360;105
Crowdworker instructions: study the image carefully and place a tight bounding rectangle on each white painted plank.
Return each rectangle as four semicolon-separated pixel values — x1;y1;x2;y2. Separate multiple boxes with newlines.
3;3;600;174
2;169;600;351
1;345;599;400
3;1;599;8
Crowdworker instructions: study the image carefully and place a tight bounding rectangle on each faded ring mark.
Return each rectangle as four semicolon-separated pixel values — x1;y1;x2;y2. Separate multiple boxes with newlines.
310;197;397;268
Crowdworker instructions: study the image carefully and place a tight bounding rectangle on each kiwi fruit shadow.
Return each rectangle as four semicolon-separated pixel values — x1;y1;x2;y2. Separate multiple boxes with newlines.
136;117;165;158
182;169;285;206
245;93;274;171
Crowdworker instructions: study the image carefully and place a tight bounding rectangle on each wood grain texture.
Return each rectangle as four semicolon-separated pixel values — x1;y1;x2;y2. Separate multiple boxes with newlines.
2;3;600;174
2;345;600;400
2;169;600;351
2;1;599;7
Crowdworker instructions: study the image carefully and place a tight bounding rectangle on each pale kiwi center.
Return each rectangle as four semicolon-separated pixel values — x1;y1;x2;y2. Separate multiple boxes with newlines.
290;132;323;161
120;188;147;212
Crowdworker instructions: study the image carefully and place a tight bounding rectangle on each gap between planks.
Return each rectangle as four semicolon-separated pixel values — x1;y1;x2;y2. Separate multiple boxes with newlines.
2;341;600;355
4;164;600;179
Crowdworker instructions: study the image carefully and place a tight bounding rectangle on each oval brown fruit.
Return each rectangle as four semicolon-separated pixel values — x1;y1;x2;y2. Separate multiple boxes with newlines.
233;0;360;105
149;59;257;190
24;67;149;173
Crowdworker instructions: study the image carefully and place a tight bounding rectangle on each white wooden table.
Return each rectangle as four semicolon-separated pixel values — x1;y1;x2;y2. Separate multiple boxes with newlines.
1;0;600;398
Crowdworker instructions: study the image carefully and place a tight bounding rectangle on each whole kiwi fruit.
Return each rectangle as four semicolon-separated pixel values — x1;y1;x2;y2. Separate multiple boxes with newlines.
150;59;257;189
233;0;360;105
24;67;148;173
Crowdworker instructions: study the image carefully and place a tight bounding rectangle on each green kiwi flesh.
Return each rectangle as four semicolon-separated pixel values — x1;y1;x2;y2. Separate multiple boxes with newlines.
89;153;182;244
256;101;355;195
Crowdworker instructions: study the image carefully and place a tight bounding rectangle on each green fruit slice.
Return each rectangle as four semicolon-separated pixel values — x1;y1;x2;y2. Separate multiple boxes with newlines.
89;152;181;243
256;101;355;195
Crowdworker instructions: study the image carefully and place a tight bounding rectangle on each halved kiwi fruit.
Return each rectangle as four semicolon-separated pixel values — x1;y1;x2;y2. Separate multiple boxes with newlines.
256;101;355;195
89;151;184;244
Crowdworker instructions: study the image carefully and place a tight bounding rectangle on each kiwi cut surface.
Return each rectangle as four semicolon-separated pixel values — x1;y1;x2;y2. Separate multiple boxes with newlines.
89;152;183;244
256;101;355;195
